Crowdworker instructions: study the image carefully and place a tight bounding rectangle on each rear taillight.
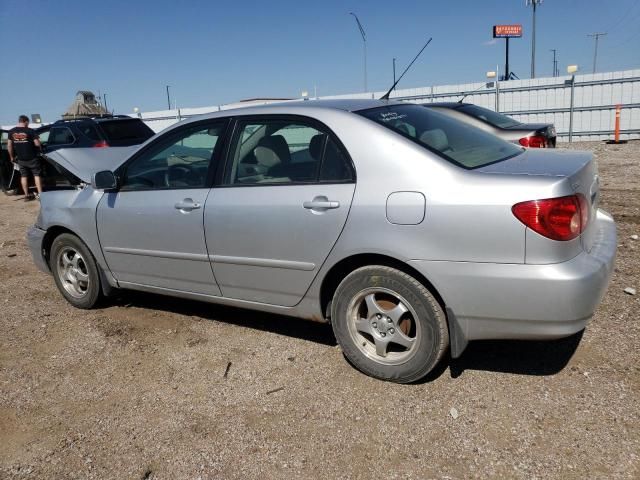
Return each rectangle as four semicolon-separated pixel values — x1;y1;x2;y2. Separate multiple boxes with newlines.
519;135;547;148
512;194;590;241
93;141;109;148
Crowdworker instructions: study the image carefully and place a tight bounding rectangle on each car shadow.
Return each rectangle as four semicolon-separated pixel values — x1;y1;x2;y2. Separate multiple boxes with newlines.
446;330;584;380
108;291;338;347
107;292;583;380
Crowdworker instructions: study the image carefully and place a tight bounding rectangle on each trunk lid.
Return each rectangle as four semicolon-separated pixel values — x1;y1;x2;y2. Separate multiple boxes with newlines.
477;149;599;252
44;146;137;183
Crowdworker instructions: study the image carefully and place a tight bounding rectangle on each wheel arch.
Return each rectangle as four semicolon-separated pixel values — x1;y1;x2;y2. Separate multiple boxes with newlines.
42;225;81;264
319;253;447;320
42;225;116;297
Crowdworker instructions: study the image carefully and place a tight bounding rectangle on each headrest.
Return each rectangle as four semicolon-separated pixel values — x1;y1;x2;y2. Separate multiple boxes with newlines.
419;129;449;152
396;123;411;135
309;134;326;160
255;134;291;167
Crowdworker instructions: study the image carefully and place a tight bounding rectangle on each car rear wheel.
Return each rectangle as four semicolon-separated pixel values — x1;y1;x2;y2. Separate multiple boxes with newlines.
50;233;101;309
331;265;448;383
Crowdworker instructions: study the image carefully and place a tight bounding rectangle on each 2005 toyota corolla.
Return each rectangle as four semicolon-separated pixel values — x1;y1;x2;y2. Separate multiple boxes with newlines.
28;100;616;383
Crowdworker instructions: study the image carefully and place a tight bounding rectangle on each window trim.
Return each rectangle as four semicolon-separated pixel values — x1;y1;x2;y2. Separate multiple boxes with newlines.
218;114;356;188
116;118;231;192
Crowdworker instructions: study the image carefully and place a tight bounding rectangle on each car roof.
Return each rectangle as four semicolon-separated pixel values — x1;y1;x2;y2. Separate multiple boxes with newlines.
189;98;406;120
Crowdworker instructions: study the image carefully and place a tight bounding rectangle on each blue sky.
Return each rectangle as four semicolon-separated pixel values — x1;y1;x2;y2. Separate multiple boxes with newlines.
1;0;638;123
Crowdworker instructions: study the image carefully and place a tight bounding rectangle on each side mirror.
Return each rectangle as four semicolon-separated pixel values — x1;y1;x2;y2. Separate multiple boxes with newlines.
92;170;118;191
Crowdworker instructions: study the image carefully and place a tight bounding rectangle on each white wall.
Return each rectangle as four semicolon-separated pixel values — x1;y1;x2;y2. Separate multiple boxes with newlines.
134;69;640;142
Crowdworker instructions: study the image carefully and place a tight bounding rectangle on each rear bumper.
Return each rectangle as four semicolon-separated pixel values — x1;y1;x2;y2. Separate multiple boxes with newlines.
410;209;616;347
27;225;49;274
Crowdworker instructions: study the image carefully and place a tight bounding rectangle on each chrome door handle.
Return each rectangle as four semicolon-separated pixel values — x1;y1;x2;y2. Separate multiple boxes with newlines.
174;198;201;212
303;196;340;211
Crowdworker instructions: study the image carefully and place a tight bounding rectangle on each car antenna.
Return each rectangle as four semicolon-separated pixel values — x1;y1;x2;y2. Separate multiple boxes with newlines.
380;37;432;101
457;83;489;103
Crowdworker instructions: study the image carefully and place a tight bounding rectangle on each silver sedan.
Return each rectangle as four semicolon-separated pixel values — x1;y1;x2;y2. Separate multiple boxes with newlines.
28;100;616;383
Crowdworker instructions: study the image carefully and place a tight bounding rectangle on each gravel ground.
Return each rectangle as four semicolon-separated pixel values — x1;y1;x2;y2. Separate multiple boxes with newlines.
0;141;638;479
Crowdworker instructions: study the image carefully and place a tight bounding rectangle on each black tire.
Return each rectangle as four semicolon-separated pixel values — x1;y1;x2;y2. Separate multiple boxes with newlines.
49;233;102;309
331;265;448;383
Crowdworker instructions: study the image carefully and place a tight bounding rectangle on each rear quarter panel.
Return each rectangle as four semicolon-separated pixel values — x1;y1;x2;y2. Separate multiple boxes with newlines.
314;113;564;265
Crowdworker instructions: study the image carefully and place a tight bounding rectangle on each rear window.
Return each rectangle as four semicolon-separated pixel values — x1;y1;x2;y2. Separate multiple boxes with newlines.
457;104;521;128
98;119;154;141
358;104;523;169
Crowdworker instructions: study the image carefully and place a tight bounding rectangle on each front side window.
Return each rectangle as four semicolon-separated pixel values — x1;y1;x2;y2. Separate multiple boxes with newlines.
37;129;50;144
121;122;224;190
226;118;353;185
358;104;523;169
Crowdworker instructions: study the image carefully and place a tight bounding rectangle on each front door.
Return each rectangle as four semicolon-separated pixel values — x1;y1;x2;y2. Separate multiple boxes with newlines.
205;116;356;306
97;120;228;295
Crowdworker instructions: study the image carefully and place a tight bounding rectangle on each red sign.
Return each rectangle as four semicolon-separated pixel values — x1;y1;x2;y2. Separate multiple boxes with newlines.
493;24;523;38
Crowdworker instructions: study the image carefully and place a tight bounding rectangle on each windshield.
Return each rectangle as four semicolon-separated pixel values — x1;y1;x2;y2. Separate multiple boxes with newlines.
457;104;521;128
358;104;523;169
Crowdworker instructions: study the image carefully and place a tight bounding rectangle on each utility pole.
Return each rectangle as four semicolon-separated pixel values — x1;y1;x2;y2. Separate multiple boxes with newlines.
550;49;557;77
587;33;607;73
526;0;543;78
349;12;367;92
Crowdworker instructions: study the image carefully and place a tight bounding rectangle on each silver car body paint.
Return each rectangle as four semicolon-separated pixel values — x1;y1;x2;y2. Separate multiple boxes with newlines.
28;99;616;352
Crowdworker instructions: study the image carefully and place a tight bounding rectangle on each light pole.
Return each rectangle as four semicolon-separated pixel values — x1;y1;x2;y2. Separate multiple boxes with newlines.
349;12;367;92
587;33;607;73
487;68;499;112
567;65;579;142
526;0;543;78
166;85;171;110
550;49;557;77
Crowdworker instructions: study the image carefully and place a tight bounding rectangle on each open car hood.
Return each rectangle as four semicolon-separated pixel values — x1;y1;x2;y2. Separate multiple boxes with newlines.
44;146;138;183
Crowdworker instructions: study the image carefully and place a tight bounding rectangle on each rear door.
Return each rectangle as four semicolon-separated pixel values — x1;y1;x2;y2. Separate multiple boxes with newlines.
205;115;356;306
97;119;228;295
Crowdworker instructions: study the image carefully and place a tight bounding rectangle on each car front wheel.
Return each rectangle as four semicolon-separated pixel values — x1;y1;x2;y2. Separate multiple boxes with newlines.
331;265;449;383
50;233;102;309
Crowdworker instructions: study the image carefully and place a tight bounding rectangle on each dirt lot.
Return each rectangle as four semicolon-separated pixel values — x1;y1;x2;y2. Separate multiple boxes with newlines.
1;141;638;479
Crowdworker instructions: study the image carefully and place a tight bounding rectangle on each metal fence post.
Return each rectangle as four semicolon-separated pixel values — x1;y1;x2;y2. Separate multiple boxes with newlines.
568;74;575;142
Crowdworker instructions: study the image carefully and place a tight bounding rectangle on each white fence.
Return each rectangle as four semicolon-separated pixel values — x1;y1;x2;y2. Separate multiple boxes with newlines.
136;69;640;142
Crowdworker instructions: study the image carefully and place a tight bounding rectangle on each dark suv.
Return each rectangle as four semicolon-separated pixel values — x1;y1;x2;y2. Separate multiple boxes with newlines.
37;115;155;152
1;116;155;194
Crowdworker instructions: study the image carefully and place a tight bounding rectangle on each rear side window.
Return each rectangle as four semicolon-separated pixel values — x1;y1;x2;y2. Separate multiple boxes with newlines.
48;127;75;146
78;123;101;141
358;104;523;169
98;119;154;141
225;118;353;185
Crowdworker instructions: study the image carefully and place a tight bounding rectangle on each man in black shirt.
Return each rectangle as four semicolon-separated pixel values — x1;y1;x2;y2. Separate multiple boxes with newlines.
7;115;43;201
